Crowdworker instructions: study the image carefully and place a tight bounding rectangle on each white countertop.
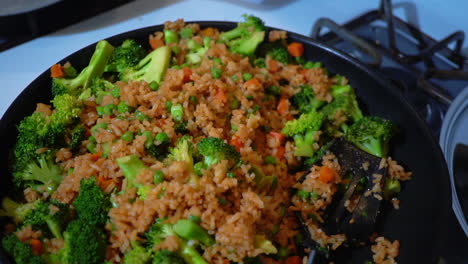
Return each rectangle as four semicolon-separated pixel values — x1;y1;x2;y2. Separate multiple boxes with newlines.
1;0;467;118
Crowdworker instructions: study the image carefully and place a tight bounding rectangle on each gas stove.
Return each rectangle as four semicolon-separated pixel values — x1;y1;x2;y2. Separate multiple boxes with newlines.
311;0;468;262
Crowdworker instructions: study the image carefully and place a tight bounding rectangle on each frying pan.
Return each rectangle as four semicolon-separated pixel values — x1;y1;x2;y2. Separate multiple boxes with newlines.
0;21;451;263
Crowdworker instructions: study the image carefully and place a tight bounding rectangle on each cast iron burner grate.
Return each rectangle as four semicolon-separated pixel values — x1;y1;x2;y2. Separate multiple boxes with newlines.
311;0;468;138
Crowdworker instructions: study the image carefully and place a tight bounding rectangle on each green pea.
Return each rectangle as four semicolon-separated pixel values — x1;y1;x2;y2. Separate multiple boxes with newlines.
149;81;159;91
242;72;253;81
231;124;238;132
304;61;322;69
153;170;165;184
154;132;170;144
134;110;149;121
231;75;238;82
180;28;193;39
212;57;222;65
297;189;310;200
121;131;134;142
117;101;132;113
170;104;184;122
96;106;105;116
227;172;236;178
164;29;179;44
188;214;201;223
264;155;276;165
104;104;116;115
211;66;222;79
251;105;261;114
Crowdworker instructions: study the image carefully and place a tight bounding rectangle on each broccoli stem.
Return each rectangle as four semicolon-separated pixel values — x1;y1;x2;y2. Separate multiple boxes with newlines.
173;219;215;247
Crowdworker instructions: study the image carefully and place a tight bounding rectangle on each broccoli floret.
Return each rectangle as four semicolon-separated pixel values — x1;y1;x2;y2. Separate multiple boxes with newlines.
0;197;40;224
146;219;207;264
344;116;395;158
105;39;147;73
23;199;71;239
185;37;212;65
116;155;152;199
197;137;240;168
256;41;290;64
173;219;215;247
67;124;86;151
290;84;326;114
321;85;363;131
52;40;115;96
123;241;152;264
15;152;63;192
73;177;111;226
2;234;45;264
219;14;266;56
60;219;107;264
168;136;198;186
281;111;324;157
13;94;81;187
152;250;186;264
120;45;171;85
145;132;171;160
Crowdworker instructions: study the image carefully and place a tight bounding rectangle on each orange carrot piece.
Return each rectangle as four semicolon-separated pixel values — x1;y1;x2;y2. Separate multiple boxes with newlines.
277;97;289;116
287;42;304;57
29;239;43;255
182;67;192;83
244;78;261;88
318;166;335;183
268;59;280;72
274;146;285;159
215;89;227;104
90;152;102;161
50;64;64;78
285;256;302;264
229;136;243;152
149;38;164;50
269;131;285;145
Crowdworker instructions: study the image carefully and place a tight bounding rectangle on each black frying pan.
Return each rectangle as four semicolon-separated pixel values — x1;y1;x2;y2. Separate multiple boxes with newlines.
0;22;452;264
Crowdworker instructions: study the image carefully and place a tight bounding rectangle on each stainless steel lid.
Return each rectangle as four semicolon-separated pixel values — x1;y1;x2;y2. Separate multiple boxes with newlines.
440;86;468;236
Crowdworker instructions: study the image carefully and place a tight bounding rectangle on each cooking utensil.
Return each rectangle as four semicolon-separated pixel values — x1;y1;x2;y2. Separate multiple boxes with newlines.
0;21;451;263
298;138;388;263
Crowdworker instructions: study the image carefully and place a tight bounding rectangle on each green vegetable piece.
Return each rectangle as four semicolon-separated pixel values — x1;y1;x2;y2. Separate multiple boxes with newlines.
229;98;240;110
134;110;149;121
211;66;222;79
118;101;133;113
197;137;240;167
384;178;401;199
171;104;184;122
154;170;165;184
121;131;134;142
304;61;322;69
227;172;236;178
149;81;160;91
189;96;198;104
165;101;173;112
188;214;201;223
111;87;120;98
264;155;276;165
297;189;310;200
91;122;108;134
266;85;281;96
254;235;277;254
123;242;152;264
180;28;193;39
173;219;215;246
242;72;253;81
73;177;111;226
164;30;179;44
152;250;185;264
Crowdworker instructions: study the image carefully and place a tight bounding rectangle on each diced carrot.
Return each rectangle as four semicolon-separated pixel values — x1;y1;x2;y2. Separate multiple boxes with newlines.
318;166;335;183
201;27;216;37
90;152;102;161
287;42;304;57
149;38;164;50
244;78;261;88
229;136;243;152
274;146;285;159
285;256;302;264
182;67;192;83
98;175;113;191
268;59;279;72
269;131;285;145
50;64;64;78
277;97;289;116
29;239;43;255
215;89;227;104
